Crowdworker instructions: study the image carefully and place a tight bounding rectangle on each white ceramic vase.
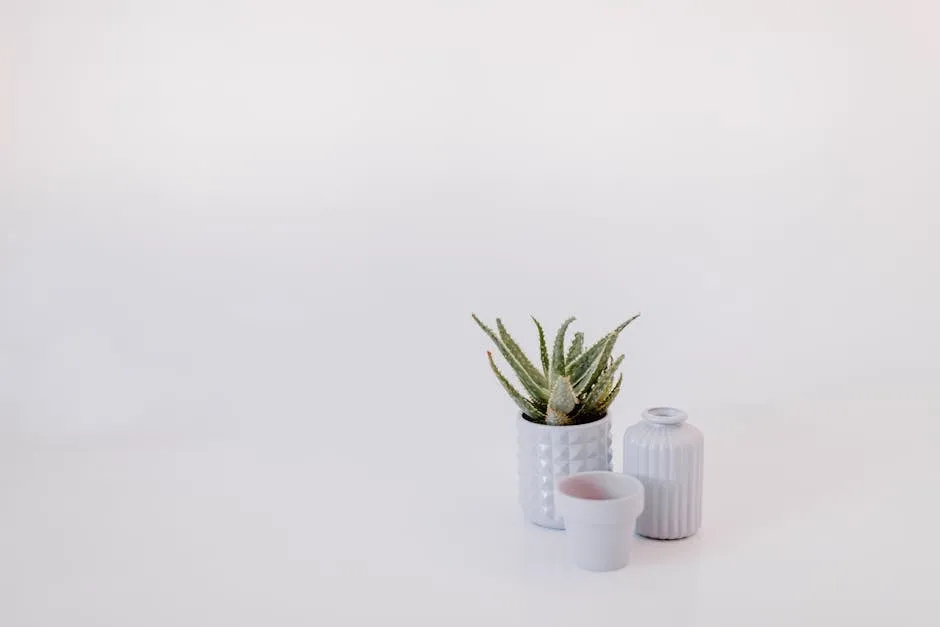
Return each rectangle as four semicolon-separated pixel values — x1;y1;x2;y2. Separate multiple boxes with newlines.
517;413;612;529
555;471;645;571
622;407;703;540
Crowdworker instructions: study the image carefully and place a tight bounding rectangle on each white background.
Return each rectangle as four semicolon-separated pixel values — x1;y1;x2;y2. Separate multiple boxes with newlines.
2;1;939;625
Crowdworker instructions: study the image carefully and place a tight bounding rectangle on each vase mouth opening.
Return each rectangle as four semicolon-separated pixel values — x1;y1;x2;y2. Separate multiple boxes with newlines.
643;407;688;425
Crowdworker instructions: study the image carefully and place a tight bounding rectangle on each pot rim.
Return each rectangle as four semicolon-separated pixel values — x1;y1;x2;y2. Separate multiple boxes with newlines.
518;412;609;429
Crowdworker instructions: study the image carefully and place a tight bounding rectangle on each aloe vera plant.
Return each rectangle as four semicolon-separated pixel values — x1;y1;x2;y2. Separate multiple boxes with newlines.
473;314;639;426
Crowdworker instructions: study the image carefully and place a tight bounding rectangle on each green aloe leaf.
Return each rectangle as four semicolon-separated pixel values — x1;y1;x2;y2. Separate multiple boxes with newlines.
575;337;617;395
486;352;543;420
580;356;615;401
548;376;577;415
550;317;576;380
599;358;616;397
569;337;609;389
545;375;577;426
497;319;547;388
579;354;625;416
473;314;548;403
531;316;550;378
597;373;623;414
566;314;639;381
566;332;584;365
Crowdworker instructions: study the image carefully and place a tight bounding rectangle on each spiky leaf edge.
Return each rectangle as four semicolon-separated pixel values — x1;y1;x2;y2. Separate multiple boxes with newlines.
531;316;550;378
566;314;640;383
574;354;625;420
575;336;617;395
473;314;549;403
566;331;584;365
496;319;546;388
486;351;544;421
550;317;576;380
596;373;623;415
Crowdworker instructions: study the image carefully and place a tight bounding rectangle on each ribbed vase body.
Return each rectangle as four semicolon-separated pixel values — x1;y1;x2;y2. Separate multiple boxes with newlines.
623;408;703;539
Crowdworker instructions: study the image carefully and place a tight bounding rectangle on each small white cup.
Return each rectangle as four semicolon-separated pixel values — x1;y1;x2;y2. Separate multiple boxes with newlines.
555;471;645;571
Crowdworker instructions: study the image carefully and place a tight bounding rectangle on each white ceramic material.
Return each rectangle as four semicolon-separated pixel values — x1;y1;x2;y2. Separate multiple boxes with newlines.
555;471;645;571
623;407;704;540
516;413;612;529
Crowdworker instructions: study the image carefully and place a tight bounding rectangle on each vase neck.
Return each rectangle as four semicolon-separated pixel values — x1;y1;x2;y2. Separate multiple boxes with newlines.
642;407;687;426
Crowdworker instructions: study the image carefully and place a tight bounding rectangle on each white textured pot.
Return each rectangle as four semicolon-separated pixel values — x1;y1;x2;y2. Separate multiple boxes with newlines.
555;471;645;571
623;407;703;540
517;413;612;529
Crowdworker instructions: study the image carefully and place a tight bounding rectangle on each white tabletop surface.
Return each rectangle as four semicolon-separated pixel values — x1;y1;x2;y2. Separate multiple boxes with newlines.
4;395;939;626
